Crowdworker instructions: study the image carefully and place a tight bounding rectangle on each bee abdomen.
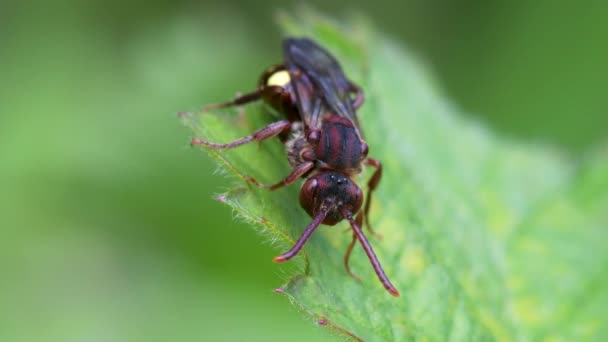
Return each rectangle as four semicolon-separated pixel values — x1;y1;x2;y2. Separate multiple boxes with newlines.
315;118;361;171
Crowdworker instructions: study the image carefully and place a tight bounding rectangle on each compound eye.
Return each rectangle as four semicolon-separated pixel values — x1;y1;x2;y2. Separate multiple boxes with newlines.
302;177;318;196
299;177;319;217
353;187;363;212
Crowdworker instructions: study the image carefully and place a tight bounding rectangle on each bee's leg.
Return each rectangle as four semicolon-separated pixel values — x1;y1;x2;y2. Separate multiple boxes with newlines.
203;64;286;111
191;120;291;149
349;82;365;109
363;158;383;239
203;90;264;111
245;161;314;190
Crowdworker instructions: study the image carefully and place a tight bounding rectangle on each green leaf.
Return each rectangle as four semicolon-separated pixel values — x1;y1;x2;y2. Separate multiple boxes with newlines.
182;11;608;342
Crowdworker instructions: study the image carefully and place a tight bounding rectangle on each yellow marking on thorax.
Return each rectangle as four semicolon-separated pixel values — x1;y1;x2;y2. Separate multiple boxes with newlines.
266;70;291;87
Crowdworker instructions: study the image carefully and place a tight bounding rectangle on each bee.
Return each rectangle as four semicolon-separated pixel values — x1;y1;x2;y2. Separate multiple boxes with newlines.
192;38;398;297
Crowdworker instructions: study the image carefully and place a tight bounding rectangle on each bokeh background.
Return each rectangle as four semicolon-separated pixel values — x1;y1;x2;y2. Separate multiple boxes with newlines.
1;1;606;341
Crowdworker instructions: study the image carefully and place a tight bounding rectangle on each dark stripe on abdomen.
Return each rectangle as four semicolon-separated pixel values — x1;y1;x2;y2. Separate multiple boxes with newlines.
318;122;361;170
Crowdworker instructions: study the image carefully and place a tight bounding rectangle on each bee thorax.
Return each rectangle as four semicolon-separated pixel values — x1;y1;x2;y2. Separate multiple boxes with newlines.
285;122;315;168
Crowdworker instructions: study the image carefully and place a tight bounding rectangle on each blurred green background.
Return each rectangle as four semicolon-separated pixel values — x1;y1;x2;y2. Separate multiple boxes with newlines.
1;0;606;341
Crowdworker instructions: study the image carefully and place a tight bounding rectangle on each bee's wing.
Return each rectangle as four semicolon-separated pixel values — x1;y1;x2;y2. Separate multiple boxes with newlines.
283;38;359;130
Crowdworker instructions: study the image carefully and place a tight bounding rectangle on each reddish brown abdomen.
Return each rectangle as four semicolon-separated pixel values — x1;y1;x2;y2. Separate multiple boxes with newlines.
314;117;361;171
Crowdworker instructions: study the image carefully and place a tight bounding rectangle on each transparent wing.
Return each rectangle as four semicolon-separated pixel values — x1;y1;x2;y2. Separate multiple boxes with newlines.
283;38;359;129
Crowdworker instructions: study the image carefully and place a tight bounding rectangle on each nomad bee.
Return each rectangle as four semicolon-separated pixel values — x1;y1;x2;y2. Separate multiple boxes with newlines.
192;38;399;297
